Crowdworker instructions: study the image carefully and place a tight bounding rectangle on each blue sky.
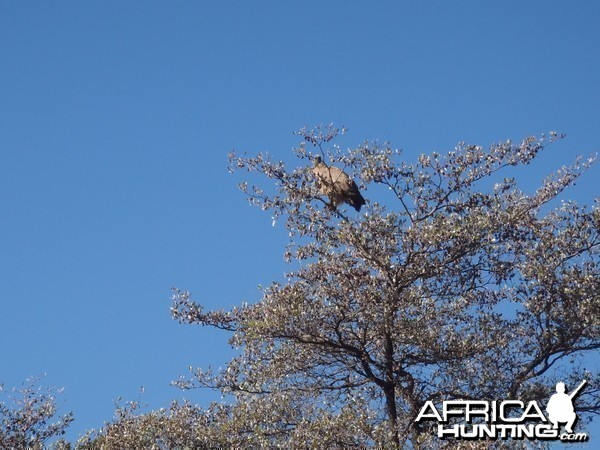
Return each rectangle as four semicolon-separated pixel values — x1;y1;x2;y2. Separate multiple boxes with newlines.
1;1;598;445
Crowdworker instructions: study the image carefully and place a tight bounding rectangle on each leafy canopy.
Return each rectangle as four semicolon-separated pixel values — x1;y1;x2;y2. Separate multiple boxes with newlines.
94;125;600;449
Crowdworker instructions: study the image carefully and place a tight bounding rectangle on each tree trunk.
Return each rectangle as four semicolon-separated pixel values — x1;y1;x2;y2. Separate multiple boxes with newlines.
384;330;400;447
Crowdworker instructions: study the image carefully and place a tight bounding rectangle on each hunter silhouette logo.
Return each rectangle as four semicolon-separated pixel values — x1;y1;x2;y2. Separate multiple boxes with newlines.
415;380;589;443
546;380;586;434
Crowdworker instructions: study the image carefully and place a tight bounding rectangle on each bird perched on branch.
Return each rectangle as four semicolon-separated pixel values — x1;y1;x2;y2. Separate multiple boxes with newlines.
311;155;366;212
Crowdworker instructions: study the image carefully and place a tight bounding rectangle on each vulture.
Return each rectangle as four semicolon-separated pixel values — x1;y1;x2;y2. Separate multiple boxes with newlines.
311;156;366;212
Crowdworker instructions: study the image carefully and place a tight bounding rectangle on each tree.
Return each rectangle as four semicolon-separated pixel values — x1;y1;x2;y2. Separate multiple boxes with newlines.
0;376;73;450
170;125;599;448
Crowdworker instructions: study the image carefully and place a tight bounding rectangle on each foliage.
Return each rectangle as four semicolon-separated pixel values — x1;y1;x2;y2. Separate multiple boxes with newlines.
169;125;599;448
76;397;380;449
76;400;229;450
0;376;73;450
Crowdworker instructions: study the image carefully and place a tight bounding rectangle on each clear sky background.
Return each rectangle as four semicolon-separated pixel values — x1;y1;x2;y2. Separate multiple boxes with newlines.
1;1;598;446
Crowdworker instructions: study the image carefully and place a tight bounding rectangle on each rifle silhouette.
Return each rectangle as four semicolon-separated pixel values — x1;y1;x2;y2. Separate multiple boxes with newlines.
568;380;587;400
